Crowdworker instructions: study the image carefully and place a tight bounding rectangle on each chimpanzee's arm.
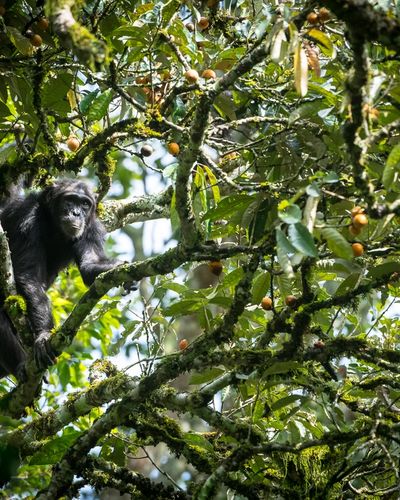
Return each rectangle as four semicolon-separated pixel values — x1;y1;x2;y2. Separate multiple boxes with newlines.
73;220;120;286
15;277;56;368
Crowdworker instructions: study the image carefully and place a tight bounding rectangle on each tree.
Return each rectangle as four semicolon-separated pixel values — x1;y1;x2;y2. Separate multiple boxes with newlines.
0;0;400;498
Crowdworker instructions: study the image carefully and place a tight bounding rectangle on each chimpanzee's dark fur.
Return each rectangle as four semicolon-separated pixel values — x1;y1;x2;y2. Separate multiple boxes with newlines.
0;179;123;380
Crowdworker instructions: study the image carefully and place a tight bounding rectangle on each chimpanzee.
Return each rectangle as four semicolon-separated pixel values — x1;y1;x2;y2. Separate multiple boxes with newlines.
0;179;132;381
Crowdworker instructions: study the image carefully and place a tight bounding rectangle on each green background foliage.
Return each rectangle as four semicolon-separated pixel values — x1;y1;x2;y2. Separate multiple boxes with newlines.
0;0;400;498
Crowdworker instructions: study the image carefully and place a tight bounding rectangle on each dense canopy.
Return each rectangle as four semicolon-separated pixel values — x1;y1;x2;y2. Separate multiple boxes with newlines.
1;0;400;498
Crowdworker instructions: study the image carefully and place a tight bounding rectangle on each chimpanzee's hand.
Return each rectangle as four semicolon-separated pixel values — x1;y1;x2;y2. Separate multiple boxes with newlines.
34;331;57;369
122;281;138;295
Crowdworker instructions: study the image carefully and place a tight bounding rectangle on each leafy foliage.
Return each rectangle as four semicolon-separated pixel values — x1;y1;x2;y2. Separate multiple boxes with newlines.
0;0;400;498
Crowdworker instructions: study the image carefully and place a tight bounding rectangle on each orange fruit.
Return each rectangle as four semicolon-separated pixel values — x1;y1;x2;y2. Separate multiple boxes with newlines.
30;34;43;47
198;17;210;30
285;295;297;307
352;213;368;229
352;243;364;257
202;69;216;79
167;142;180;155
66;137;80;152
318;7;330;22
179;339;189;350
184;69;199;83
261;297;273;311
37;17;49;30
307;12;319;24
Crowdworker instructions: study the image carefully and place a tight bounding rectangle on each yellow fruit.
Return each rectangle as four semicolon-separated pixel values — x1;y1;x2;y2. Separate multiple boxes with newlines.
66;136;80;152
261;297;273;311
184;69;199;83
30;34;43;47
307;12;319;24
202;69;216;79
167;142;180;156
352;243;364;257
179;339;188;350
352;213;368;229
351;206;364;217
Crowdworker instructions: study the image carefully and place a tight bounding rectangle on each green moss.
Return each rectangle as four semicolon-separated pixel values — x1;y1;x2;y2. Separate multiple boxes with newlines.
4;295;27;316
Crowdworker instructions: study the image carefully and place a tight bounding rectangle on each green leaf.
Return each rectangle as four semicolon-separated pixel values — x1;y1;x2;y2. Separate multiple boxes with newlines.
222;268;244;288
184;433;213;451
251;271;271;305
276;229;295;278
321;227;353;260
30;430;81;465
42;73;74;114
288;223;318;257
263;361;302;375
271;394;307;411
163;299;204;316
382;143;400;190
307;28;335;57
190;368;224;385
86;89;114;121
80;90;100;114
203;194;254;221
6;27;34;56
367;262;400;279
203;164;221;203
278;204;302;223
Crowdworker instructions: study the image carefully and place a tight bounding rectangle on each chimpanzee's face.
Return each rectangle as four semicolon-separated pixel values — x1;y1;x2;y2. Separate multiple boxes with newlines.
57;189;94;240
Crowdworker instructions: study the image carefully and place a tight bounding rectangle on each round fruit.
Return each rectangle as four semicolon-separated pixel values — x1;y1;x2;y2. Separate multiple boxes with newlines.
307;12;319;24
167;142;180;156
0;6;5;16
352;243;364;257
261;297;273;311
25;29;34;38
352;213;368;229
179;339;189;350
208;260;223;276
202;69;216;79
66;136;80;152
37;17;49;30
351;206;364;217
184;69;199;83
141;144;153;157
30;34;43;47
186;22;195;32
285;295;297;307
348;224;361;236
314;340;325;348
198;17;210;30
318;7;331;22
